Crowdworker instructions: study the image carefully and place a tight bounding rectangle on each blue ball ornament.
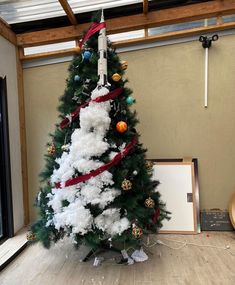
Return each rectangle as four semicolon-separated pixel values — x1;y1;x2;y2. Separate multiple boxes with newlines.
83;50;92;60
74;75;80;82
126;95;135;105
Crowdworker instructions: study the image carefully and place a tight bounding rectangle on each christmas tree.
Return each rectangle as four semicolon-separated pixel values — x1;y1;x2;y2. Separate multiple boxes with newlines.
31;11;169;260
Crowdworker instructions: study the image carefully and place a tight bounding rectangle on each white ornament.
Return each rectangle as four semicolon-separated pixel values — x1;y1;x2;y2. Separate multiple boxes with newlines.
65;113;73;124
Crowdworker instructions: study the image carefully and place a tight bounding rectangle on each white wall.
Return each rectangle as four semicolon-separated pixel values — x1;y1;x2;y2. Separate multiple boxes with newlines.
0;35;24;233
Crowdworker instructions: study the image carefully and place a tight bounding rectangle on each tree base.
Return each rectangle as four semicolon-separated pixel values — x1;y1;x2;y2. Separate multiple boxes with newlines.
82;242;121;262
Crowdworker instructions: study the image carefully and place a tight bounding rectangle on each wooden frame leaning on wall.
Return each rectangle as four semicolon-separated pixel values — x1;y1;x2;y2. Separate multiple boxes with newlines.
151;159;200;234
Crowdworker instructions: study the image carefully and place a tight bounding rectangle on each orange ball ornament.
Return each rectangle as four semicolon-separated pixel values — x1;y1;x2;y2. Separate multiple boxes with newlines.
112;73;122;82
116;121;127;133
121;60;128;70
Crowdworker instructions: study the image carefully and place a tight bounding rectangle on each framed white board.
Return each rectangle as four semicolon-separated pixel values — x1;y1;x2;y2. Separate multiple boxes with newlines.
152;160;200;234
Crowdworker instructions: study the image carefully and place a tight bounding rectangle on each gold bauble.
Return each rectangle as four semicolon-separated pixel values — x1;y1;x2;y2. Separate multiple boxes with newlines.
121;178;132;191
26;231;36;241
146;160;154;171
47;144;56;155
121;60;128;70
112;73;122;82
132;226;143;239
145;197;155;208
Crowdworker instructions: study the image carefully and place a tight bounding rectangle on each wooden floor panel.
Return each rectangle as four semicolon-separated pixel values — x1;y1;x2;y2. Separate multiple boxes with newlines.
0;232;234;285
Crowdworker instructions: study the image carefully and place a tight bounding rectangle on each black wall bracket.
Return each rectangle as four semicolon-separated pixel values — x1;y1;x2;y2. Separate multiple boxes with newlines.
199;34;219;48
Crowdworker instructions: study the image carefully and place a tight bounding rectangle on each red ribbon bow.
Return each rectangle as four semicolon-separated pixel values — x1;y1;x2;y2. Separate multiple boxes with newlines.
79;22;106;48
152;208;160;224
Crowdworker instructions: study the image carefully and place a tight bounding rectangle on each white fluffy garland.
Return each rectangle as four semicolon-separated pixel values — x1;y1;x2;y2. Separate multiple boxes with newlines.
47;87;131;238
95;208;130;236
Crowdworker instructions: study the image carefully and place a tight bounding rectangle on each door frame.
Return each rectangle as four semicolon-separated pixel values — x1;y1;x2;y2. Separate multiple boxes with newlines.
0;76;14;243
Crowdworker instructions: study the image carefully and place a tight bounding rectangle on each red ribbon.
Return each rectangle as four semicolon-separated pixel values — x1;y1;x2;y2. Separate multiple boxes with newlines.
60;88;123;129
152;208;160;224
79;22;106;48
55;136;137;189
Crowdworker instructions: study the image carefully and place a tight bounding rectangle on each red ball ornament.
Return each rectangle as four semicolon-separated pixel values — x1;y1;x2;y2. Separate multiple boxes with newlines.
116;121;127;133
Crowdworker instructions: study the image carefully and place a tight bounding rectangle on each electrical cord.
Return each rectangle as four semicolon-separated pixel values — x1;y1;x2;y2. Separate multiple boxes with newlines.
143;236;235;256
84;234;235;270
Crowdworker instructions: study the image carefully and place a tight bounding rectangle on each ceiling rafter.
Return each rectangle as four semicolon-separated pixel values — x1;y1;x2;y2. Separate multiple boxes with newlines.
114;21;235;48
58;0;77;25
17;0;235;47
20;20;235;61
20;47;77;61
143;0;149;14
0;17;16;45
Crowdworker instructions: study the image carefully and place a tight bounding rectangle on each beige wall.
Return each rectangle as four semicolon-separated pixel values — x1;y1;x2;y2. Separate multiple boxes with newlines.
23;34;235;221
24;63;68;221
0;35;24;232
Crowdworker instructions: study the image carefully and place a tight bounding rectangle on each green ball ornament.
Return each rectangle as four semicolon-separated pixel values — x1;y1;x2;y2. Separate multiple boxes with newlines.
126;96;134;105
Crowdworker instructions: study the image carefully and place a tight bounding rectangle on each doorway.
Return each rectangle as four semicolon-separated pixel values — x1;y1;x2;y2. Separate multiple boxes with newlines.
0;77;14;242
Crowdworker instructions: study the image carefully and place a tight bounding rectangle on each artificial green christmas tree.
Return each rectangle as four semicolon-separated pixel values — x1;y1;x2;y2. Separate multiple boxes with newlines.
31;11;169;262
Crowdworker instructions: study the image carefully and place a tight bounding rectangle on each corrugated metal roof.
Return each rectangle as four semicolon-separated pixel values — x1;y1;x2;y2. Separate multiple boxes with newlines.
68;0;142;14
0;0;142;24
0;1;64;24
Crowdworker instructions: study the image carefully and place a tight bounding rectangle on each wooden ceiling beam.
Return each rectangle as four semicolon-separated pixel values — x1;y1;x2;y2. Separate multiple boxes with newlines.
58;0;77;25
20;48;77;61
20;21;235;61
17;0;235;47
114;21;235;48
0;17;17;45
143;0;149;14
